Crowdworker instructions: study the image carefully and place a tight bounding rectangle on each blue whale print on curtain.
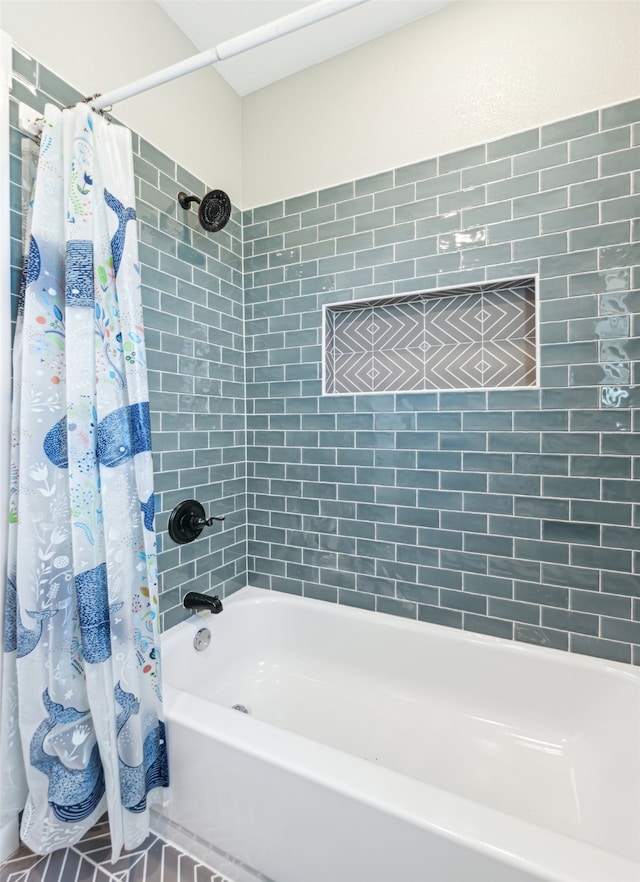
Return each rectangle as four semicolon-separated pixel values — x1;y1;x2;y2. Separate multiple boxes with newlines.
114;683;168;813
30;690;106;823
3;577;58;658
75;563;125;664
1;103;168;860
25;235;41;287
42;402;152;470
104;189;137;276
65;240;94;307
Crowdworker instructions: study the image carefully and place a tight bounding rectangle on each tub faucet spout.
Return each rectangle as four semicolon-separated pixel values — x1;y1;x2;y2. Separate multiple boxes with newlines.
183;591;223;615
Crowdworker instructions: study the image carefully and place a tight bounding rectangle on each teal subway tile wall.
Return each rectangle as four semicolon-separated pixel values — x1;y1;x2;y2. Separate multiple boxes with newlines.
243;97;640;666
9;48;247;630
8;46;640;663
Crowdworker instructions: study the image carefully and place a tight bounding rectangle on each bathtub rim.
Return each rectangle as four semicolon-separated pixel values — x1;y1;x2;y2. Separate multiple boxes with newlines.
160;586;640;882
164;584;640;684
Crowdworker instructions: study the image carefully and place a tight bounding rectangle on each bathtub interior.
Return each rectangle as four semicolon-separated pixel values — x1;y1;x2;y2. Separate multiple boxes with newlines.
161;586;640;865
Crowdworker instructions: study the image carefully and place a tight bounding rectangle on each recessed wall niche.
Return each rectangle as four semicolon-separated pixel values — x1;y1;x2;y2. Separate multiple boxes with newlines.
323;277;537;395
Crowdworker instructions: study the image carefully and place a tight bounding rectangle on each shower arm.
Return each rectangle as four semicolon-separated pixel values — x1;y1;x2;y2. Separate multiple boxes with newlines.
178;193;201;209
86;0;368;113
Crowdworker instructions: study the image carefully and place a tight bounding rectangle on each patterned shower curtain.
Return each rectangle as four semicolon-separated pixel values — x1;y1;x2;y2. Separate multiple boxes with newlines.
1;103;168;859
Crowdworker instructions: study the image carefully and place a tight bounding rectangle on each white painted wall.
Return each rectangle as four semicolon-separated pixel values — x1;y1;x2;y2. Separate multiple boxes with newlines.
0;0;243;204
242;0;640;208
1;1;638;209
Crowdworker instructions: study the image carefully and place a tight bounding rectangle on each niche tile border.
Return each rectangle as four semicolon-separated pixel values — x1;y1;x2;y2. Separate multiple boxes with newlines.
324;277;538;395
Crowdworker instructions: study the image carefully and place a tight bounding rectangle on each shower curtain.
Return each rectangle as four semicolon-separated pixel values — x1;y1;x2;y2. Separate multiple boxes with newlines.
1;103;168;859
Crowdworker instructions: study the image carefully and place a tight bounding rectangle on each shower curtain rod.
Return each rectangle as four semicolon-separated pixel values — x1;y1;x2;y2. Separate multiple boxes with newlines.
85;0;368;113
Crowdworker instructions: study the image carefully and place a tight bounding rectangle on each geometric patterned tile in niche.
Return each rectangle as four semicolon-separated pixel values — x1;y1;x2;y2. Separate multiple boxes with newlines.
372;347;425;392
482;338;537;387
324;308;336;356
324;350;336;394
332;351;375;393
424;292;483;346
373;301;424;350
332;307;375;353
423;342;485;390
324;276;537;395
482;284;536;342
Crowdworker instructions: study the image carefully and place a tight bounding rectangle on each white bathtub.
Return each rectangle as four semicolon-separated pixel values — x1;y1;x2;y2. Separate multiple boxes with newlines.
156;586;640;882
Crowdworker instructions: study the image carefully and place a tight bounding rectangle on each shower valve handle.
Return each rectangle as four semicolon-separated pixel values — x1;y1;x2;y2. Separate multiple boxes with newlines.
168;499;225;544
195;514;225;527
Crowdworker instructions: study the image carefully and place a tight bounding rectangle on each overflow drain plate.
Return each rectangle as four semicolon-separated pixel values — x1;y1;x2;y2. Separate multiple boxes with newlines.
193;628;211;651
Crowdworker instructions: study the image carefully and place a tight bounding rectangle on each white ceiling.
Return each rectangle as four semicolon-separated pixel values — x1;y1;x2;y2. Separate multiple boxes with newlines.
155;0;455;96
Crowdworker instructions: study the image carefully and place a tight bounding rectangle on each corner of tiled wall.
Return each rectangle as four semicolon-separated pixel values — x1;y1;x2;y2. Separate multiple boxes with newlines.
135;144;247;630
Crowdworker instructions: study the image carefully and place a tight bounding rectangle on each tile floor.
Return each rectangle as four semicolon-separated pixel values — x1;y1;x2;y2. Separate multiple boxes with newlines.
0;818;233;882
